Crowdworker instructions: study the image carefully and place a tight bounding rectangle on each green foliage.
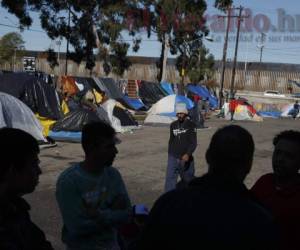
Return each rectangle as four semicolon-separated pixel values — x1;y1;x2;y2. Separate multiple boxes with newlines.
1;0;141;76
139;0;231;81
175;40;215;83
0;0;232;76
46;48;58;69
214;0;233;11
0;32;25;66
140;0;209;81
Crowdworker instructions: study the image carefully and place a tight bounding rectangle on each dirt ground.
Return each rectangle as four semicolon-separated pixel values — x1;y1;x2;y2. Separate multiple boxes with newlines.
25;117;300;250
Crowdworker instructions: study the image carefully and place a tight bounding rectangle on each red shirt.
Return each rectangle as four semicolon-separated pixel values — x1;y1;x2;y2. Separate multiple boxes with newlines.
251;173;300;250
229;100;238;112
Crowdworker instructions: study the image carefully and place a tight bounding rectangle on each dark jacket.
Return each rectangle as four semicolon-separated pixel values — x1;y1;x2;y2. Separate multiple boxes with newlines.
135;174;278;250
168;118;197;158
0;197;53;250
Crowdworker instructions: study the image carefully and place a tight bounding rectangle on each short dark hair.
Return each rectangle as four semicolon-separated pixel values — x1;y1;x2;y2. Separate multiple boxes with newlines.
0;128;39;179
273;130;300;148
81;122;116;154
206;125;254;174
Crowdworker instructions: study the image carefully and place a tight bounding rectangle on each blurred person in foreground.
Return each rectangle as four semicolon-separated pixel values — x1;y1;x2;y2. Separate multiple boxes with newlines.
0;127;53;250
252;130;300;250
136;125;278;250
56;121;131;250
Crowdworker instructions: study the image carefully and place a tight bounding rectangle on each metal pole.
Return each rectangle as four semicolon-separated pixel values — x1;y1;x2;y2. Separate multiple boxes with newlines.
258;33;266;83
230;6;243;98
219;7;231;108
180;44;186;96
259;33;266;63
244;34;249;83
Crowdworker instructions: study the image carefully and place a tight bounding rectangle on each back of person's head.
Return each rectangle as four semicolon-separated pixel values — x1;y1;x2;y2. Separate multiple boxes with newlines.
0;128;39;181
272;130;300;179
273;130;300;147
81;121;116;154
206;125;254;181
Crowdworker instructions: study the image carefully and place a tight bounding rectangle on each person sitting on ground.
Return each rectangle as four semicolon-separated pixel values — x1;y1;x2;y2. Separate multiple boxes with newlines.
252;130;300;250
0;128;54;250
56;121;132;250
135;125;278;250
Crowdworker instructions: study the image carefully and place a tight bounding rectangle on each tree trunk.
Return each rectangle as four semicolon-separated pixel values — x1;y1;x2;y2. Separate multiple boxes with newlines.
161;33;169;83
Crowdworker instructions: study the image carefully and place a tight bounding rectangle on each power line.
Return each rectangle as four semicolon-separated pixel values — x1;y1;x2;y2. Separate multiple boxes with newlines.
265;47;300;51
0;22;45;33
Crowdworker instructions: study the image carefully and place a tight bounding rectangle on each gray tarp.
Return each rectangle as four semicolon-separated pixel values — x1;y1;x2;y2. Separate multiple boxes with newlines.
0;92;46;141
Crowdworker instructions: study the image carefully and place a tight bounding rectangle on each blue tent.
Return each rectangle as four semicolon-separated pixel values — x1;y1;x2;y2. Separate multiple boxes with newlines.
257;111;281;118
123;95;146;110
187;84;218;108
160;82;175;95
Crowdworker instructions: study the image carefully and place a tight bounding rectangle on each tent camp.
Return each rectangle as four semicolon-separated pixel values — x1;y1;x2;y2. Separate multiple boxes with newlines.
222;99;262;121
144;94;194;125
49;99;139;142
0;72;64;137
61;76;139;126
0;73;62;120
92;77;146;111
138;81;168;107
49;107;109;142
281;104;300;118
160;82;175;95
0;92;47;143
102;99;138;132
186;84;218;109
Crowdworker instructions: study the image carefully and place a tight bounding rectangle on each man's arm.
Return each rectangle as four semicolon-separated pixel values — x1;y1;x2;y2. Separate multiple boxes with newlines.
56;177;105;235
186;122;197;156
96;169;131;226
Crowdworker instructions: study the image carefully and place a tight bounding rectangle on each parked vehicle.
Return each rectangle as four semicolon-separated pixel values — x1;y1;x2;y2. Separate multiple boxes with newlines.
291;93;300;98
263;90;286;98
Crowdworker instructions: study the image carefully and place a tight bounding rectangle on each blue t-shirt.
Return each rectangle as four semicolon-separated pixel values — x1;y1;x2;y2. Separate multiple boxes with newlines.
56;163;131;250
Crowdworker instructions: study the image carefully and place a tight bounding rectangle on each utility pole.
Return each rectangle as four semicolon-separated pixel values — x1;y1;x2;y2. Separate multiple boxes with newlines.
259;32;266;63
244;34;249;84
218;7;232;108
230;6;248;98
179;44;187;95
65;6;71;76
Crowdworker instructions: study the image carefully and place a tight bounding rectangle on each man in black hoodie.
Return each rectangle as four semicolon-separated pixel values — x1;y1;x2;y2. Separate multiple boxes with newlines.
164;102;197;192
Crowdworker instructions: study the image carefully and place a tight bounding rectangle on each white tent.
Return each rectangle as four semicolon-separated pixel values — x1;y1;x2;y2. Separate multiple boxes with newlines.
281;104;300;118
144;94;193;125
101;99;139;133
0;92;46;142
